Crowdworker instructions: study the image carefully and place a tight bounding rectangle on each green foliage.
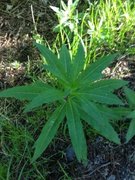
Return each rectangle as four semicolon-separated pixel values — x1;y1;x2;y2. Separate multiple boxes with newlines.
0;164;7;180
124;87;135;142
66;99;87;164
0;43;128;165
50;0;80;33
52;0;135;62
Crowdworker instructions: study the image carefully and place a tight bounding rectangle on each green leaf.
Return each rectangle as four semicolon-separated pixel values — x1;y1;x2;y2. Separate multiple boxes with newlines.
96;105;125;120
77;90;124;105
96;105;131;121
111;107;132;118
76;79;127;105
24;88;64;112
89;93;123;105
31;103;66;162
124;87;135;106
35;42;57;66
77;97;120;144
34;42;67;82
50;6;60;14
86;79;128;93
59;44;72;78
66;99;87;164
126;111;135;142
78;54;118;84
81;110;120;144
71;43;85;80
0;81;49;101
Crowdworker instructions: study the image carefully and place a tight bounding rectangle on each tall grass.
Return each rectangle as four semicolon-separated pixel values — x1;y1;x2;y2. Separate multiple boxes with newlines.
52;0;135;63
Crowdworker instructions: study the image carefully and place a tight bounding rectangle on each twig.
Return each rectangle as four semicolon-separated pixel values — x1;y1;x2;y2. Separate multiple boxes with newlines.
30;4;37;32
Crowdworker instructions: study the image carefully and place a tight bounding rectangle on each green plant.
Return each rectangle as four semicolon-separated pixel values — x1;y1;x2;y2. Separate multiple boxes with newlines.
0;163;7;180
50;0;80;33
52;0;135;63
0;42;128;165
124;87;135;142
51;0;85;56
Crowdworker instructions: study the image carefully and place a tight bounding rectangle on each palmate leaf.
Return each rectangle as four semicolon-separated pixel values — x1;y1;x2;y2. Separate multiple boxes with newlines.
78;54;118;84
126;111;135;142
124;87;135;106
0;81;49;101
34;42;67;83
66;99;87;164
24;87;65;112
31;103;66;162
77;97;120;144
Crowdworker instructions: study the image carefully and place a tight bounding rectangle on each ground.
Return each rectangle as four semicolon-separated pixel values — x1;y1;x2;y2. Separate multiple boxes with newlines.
1;0;135;179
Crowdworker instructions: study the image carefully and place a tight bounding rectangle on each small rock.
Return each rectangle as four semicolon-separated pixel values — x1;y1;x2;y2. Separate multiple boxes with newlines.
94;155;104;165
95;136;104;143
66;146;75;162
107;175;116;180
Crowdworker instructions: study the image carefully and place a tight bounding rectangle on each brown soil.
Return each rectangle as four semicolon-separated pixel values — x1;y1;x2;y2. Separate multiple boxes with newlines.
49;136;135;180
1;1;135;179
0;0;57;88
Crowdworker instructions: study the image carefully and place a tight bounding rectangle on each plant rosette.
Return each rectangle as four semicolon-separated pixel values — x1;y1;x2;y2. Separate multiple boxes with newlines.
0;42;130;165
